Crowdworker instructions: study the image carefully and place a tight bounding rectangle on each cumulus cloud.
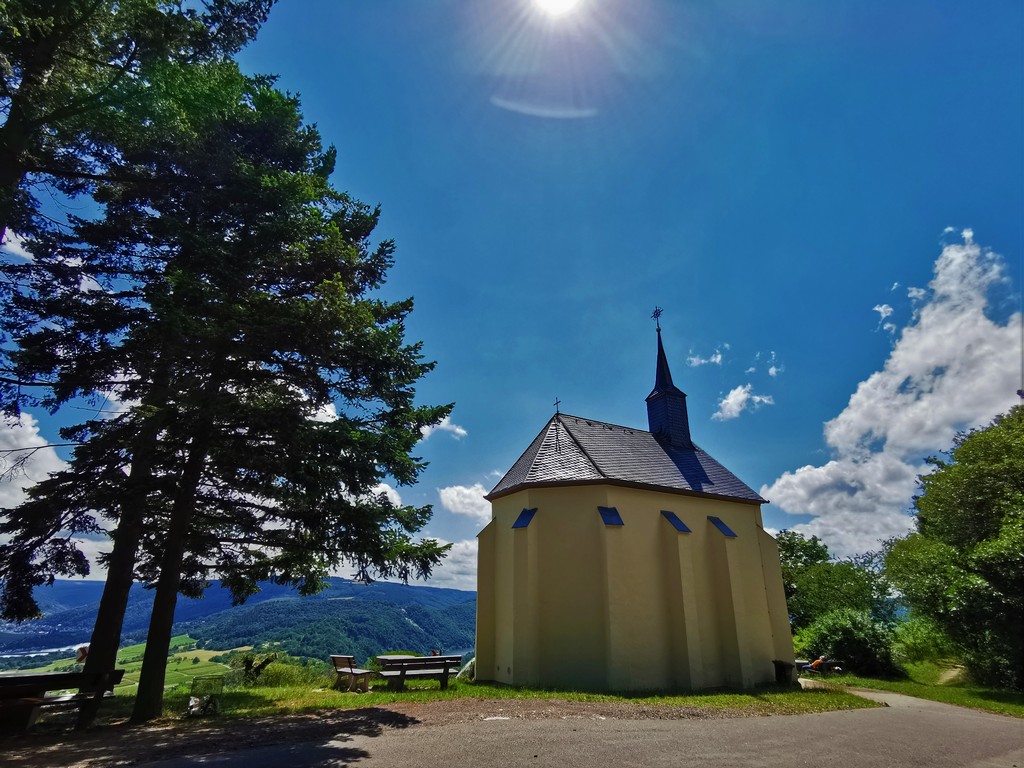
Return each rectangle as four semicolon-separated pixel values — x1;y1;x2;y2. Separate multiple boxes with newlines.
438;483;491;524
421;415;468;441
1;231;32;260
419;538;478;591
0;414;66;509
762;232;1021;556
371;483;402;507
712;384;774;421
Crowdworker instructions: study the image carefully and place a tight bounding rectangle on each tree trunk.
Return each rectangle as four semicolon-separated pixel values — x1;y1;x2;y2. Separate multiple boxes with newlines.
130;424;214;723
76;381;169;730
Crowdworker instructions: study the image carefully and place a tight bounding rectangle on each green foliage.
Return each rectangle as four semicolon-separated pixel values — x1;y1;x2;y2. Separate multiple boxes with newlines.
892;614;958;665
794;608;900;677
886;406;1024;690
776;530;892;629
787;561;876;630
0;0;276;238
776;529;830;592
226;652;330;688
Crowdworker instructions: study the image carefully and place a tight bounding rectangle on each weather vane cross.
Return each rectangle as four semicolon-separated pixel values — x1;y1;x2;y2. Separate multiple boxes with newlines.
652;306;663;331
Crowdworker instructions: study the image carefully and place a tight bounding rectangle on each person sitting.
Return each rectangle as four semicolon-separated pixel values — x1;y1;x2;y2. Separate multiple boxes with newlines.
802;655;826;673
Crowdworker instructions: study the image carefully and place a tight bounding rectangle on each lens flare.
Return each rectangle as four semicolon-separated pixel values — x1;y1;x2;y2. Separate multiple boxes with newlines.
534;0;582;17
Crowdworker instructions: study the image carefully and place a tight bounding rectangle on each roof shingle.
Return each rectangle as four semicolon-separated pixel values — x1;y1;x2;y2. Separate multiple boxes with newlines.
487;413;764;504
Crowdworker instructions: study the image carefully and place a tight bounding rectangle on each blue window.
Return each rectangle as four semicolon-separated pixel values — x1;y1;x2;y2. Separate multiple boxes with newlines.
661;510;691;533
707;516;737;537
512;508;537;529
598;506;624;526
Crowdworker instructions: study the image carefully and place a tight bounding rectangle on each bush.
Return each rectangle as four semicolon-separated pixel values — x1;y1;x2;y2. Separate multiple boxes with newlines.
253;661;332;687
892;615;958;665
794;608;900;677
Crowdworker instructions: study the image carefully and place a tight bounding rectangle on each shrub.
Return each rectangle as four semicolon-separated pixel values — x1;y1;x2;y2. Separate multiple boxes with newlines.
794;608;900;677
892;615;958;665
254;661;332;687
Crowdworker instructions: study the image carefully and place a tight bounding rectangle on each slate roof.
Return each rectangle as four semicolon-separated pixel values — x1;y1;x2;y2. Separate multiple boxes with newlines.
487;413;765;504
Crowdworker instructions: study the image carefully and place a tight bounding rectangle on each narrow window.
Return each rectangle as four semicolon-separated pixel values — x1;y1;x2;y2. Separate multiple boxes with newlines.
707;516;737;537
598;506;624;526
661;510;691;533
512;508;537;529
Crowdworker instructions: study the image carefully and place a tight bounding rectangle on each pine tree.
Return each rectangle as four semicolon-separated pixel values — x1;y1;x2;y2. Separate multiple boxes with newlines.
1;69;452;723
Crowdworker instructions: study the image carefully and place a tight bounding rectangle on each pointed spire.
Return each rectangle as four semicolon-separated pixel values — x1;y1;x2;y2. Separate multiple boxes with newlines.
652;326;683;396
646;316;693;449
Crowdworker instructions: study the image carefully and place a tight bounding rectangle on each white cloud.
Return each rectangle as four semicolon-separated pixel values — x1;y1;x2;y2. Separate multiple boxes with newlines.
371;482;402;507
712;384;774;421
1;231;32;260
907;286;927;301
421;415;468;441
687;348;724;367
68;536;113;580
763;454;919;555
0;414;66;509
873;303;894;321
438;483;491;524
762;233;1021;557
419;538;478;591
311;401;338;422
768;364;784;377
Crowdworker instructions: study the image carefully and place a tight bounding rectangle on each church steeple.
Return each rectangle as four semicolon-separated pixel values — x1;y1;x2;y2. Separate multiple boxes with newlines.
646;319;693;449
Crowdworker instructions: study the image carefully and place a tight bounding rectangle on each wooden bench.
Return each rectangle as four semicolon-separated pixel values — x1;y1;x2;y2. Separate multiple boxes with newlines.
376;655;462;692
329;655;374;693
0;669;125;731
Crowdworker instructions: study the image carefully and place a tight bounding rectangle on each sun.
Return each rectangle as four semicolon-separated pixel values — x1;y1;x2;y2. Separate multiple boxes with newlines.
533;0;583;18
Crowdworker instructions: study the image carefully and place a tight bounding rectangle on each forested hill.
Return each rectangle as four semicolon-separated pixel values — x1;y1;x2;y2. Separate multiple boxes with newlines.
187;597;476;664
0;579;476;663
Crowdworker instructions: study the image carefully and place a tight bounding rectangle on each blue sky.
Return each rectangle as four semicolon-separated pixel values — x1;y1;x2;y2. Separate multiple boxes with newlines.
2;0;1021;591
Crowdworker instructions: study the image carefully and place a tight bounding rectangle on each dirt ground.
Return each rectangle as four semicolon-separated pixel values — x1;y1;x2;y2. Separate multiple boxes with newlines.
1;698;735;767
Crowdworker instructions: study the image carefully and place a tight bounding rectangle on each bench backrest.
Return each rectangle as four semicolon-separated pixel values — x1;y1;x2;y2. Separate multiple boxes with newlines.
379;656;463;672
330;655;358;672
0;669;125;699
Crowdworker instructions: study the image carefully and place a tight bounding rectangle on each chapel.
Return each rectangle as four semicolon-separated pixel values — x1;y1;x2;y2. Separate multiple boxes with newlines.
475;326;793;690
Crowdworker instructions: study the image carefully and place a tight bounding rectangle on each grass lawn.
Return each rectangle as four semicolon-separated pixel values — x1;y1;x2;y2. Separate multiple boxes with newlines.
110;678;876;721
827;662;1024;719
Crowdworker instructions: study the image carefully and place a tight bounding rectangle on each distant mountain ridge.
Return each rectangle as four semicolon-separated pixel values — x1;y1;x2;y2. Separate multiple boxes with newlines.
0;579;476;663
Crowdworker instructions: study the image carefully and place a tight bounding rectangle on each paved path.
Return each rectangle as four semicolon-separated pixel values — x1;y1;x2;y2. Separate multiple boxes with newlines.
144;692;1024;768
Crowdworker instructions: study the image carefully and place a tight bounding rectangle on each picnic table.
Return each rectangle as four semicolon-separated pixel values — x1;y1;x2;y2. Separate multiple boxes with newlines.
374;654;463;692
0;669;125;732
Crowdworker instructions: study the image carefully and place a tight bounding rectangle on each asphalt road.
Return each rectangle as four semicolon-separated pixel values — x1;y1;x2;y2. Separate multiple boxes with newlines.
144;691;1024;768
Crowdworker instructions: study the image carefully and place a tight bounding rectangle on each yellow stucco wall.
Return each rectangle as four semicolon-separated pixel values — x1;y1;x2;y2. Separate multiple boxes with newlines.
476;483;794;691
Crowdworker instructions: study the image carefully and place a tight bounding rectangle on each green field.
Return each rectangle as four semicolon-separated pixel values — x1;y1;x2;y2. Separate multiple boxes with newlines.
27;635;230;695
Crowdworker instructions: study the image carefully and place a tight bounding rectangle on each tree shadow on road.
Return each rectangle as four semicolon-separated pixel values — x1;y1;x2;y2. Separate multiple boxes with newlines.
2;705;420;767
